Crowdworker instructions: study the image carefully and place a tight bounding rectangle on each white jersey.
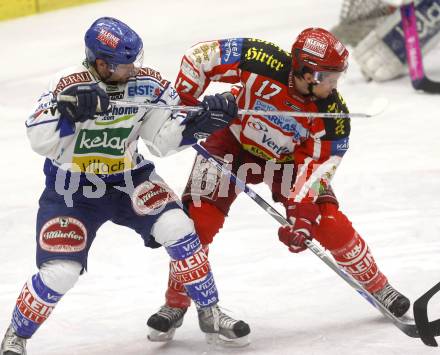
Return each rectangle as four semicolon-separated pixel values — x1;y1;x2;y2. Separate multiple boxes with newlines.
26;61;186;180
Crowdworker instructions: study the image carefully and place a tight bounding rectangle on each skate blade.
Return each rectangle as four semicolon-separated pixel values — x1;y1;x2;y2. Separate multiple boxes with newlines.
147;327;176;342
205;333;250;348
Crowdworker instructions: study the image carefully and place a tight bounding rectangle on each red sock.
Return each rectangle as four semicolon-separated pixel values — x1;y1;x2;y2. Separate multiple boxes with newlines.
331;233;387;293
315;204;387;293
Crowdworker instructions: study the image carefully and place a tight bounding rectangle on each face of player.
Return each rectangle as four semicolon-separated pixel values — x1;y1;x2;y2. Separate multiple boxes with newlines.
298;70;344;98
310;71;344;98
95;50;144;83
108;63;140;82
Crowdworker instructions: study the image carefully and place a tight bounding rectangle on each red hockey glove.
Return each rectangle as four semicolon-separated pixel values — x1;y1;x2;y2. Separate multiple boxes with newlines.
278;201;320;253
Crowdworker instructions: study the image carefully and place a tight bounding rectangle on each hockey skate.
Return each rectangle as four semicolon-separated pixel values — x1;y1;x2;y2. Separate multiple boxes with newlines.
147;305;187;342
0;325;27;355
197;305;250;347
372;283;410;318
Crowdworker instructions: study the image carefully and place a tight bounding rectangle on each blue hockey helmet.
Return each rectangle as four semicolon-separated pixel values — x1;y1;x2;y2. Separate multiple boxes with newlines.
84;17;143;72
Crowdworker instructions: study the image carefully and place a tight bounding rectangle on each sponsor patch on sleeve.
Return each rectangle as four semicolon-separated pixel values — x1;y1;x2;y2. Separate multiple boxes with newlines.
219;38;244;64
180;57;200;81
189;41;220;65
331;137;349;156
26;92;58;127
168;86;179;101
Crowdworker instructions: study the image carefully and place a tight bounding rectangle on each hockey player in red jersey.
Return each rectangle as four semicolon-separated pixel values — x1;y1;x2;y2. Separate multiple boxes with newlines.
147;28;410;340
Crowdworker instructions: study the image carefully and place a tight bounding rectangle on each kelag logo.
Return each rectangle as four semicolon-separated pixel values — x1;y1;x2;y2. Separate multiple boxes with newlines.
74;127;133;156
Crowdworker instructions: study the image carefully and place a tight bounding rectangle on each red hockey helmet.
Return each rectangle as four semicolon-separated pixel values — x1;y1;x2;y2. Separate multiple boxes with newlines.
291;28;349;76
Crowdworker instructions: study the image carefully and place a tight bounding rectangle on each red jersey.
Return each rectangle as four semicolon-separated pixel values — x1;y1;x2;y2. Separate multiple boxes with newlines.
175;38;350;202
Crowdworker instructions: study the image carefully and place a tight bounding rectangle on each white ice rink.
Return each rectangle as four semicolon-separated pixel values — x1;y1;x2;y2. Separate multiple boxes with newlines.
1;0;440;354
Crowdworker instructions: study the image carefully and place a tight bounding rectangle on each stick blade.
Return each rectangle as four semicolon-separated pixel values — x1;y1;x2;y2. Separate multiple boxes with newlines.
412;77;440;94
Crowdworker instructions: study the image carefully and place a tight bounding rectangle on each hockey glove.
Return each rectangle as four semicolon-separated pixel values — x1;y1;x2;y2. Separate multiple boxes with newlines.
278;201;321;253
182;93;238;140
57;84;109;123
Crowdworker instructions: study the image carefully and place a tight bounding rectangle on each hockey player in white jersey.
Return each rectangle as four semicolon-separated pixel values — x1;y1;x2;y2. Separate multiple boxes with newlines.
0;17;250;355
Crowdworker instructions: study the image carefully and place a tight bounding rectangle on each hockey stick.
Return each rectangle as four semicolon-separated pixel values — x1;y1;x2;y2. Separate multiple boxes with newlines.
105;99;387;118
57;95;386;119
192;142;440;346
400;2;440;93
